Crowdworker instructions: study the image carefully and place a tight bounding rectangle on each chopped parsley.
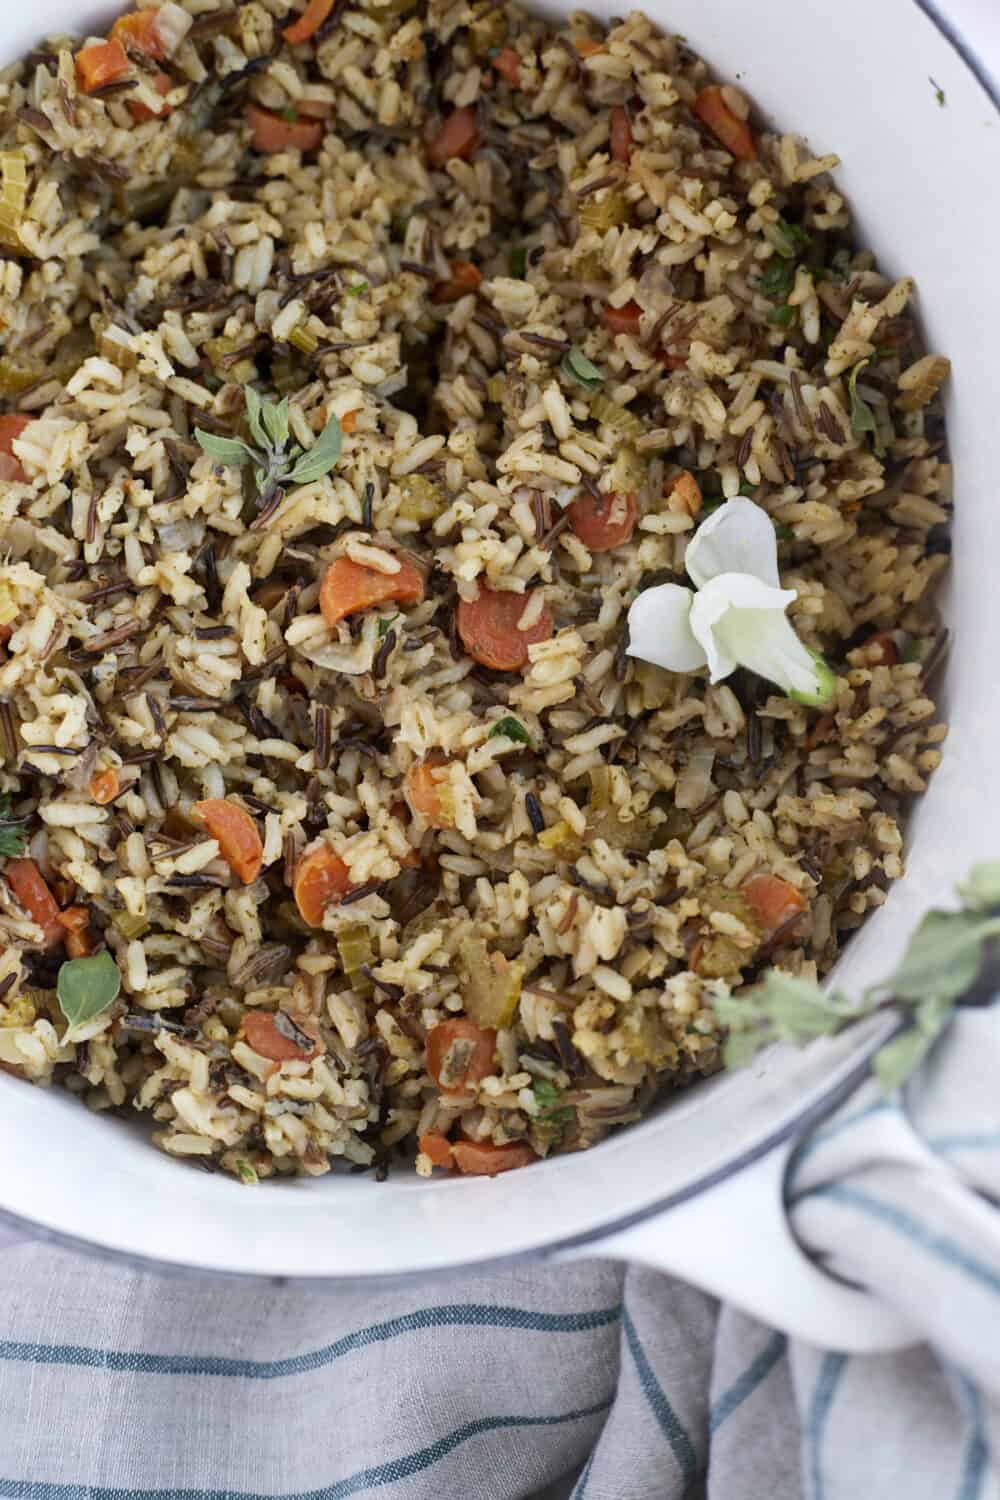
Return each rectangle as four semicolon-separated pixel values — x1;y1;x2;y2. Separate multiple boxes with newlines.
509;246;527;279
561;345;604;391
759;259;795;300
767;303;797;328
0;795;28;859
773;215;811;259
489;715;533;745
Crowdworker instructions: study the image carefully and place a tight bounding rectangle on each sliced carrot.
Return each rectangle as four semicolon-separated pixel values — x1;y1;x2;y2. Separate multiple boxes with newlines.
430;259;482;305
452;1139;537;1176
319;555;425;626
0;624;13;645
419;1130;454;1168
742;875;808;941
194;799;263;884
242;1010;320;1063
4;859;63;949
610;106;632;163
492;47;522;88
340;409;359;435
284;0;336;45
427;105;481;169
89;768;120;805
112;9;167;59
247;104;324;154
692;85;757;162
127;70;172;122
75;39;130;94
57;906;93;959
426;1018;497;1094
0;414;32;483
405;752;455;829
862;631;898;667
670;470;702;518
574;37;604;57
601;300;643;338
567;490;637;553
456;587;553;672
293;844;354;927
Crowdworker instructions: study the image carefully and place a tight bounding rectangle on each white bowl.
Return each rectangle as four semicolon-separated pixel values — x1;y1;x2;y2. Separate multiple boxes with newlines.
1;0;997;1349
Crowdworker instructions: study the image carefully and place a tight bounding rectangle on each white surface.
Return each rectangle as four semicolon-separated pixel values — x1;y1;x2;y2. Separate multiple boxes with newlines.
0;0;998;1347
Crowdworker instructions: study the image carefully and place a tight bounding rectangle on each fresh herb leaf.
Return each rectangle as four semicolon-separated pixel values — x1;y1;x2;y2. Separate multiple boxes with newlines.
0;795;28;858
737;480;758;498
929;76;946;107
509;246;527;279
243;385;270;450
773;215;811;259
489;715;532;745
259;395;289;450
956;861;1000;912
346;282;369;297
57;951;121;1041
279;107;299;124
561;345;604;392
759;259;795;300
873;997;950;1091
378;613;400;638
234;1158;259;1185
286;411;343;484
879;908;1000;1005
847;358;878;444
767;303;797;328
773;521;794;541
194;430;254;466
532;1076;574;1125
712;972;865;1069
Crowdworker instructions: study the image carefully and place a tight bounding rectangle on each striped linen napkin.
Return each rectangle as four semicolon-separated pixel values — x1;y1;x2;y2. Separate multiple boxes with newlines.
0;1002;998;1500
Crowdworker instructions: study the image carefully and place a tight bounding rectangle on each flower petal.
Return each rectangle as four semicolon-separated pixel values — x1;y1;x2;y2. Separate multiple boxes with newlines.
626;583;707;673
691;572;834;703
685;497;780;589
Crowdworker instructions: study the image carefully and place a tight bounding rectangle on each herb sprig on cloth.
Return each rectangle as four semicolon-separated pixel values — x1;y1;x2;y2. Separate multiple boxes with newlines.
195;387;342;510
712;862;1000;1090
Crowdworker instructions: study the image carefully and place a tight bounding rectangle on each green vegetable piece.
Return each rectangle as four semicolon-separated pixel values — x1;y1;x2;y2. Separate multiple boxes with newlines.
773;215;811;259
234;1158;259;1185
279;107;299;125
773;521;794;541
286;412;343;484
489;715;532;745
759;259;795;300
0;795;28;858
509;246;527;278
346;282;369;297
561;345;604;392
532;1076;574;1125
378;613;400;638
194;430;254;466
57;951;122;1040
847;359;885;454
767;303;796;328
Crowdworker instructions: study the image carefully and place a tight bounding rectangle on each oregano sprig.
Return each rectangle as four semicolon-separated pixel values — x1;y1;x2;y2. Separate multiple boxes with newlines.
712;861;1000;1091
195;387;343;513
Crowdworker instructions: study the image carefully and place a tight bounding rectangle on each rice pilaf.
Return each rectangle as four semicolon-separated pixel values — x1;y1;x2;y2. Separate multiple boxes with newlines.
0;0;950;1182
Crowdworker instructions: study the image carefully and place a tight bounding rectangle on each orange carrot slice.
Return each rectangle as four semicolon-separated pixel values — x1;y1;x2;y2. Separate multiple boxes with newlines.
601;300;643;337
405;752;455;829
194;799;263;884
0;414;31;483
574;37;604;57
426;1018;497;1094
456;587;553;671
247;104;323;154
492;47;522;88
742;875;808;940
319;555;425;626
4;859;63;949
57;906;93;959
670;470;702;518
430;259;482;305
284;0;336;45
566;490;638;552
242;1010;320;1062
419;1131;455;1168
451;1139;537;1175
693;85;757;162
427;106;481;168
127;70;172;122
75;39;130;93
89;769;120;805
609;106;632;162
112;9;167;59
340;409;359;434
293;844;354;926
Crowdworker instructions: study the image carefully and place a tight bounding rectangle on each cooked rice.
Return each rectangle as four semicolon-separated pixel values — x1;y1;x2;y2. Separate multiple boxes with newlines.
0;0;950;1182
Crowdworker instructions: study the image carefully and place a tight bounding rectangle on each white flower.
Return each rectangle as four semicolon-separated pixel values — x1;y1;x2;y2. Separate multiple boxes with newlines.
626;497;835;706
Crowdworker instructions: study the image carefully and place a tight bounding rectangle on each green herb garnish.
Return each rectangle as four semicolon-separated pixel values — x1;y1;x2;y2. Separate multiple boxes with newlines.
378;613;400;638
195;388;343;513
489;715;533;745
234;1159;259;1186
929;76;946;108
0;795;28;859
346;281;369;297
279;108;299;125
767;303;797;328
847;358;884;454
561;345;604;392
773;215;811;259
773;521;794;541
57;951;121;1042
712;861;1000;1091
759;259;795;300
737;480;758;499
532;1076;575;1126
509;246;527;279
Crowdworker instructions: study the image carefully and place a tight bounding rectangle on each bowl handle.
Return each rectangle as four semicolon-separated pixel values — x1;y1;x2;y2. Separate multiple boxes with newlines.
555;1136;918;1352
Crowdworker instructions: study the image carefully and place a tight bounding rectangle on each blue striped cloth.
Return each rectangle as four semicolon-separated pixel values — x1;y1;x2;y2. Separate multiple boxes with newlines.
1;1003;998;1500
